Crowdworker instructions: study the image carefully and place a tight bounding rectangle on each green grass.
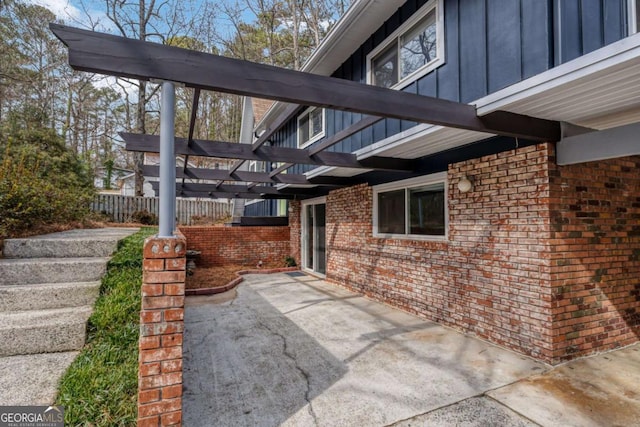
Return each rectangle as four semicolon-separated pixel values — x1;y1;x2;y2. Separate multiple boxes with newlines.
56;227;157;427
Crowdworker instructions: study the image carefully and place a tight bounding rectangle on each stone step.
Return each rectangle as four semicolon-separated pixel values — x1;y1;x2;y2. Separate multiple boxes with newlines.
0;257;109;286
3;227;138;258
0;352;79;405
0;306;93;357
0;281;101;311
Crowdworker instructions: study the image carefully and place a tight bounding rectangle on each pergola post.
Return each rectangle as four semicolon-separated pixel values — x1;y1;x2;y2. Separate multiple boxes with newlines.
159;81;176;237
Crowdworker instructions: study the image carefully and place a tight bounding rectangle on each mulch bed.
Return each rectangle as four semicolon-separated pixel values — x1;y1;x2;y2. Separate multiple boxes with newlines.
185;264;299;296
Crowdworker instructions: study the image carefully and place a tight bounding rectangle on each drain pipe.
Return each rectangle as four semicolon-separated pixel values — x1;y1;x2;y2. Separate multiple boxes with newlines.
159;81;176;237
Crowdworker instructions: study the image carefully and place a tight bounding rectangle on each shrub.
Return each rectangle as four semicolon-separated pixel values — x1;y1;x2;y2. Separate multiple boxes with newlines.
0;111;94;237
284;255;297;267
131;209;158;225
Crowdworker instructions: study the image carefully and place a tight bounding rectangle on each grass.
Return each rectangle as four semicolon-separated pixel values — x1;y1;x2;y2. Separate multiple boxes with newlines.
56;227;157;427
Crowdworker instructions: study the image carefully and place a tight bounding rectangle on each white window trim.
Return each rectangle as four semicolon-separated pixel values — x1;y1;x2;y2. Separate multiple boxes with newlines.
373;172;448;241
629;0;638;34
297;107;326;149
366;0;445;91
301;196;327;277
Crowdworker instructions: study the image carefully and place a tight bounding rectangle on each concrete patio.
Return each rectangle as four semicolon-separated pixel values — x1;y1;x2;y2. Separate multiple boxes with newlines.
183;272;640;427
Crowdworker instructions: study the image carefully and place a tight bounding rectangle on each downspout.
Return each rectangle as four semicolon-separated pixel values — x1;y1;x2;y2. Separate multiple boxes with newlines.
231;96;255;224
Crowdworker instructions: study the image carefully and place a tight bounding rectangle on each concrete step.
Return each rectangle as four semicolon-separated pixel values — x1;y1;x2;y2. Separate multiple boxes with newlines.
3;227;138;258
0;281;101;311
0;257;109;286
0;351;79;405
0;306;93;357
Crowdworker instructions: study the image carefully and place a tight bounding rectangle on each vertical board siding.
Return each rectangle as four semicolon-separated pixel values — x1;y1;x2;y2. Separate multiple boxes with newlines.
459;0;488;103
92;194;231;225
436;0;460;102
487;0;522;93
603;0;627;44
262;0;630;219
555;0;627;64
521;0;553;79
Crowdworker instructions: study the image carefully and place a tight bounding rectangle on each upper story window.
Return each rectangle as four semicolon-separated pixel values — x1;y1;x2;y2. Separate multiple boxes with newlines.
373;172;447;240
297;107;325;148
367;0;444;90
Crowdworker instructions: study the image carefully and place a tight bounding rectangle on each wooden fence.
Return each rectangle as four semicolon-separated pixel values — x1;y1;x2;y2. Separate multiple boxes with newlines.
92;194;231;225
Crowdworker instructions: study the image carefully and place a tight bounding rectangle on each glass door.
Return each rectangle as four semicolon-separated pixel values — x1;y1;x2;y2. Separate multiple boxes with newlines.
302;199;326;275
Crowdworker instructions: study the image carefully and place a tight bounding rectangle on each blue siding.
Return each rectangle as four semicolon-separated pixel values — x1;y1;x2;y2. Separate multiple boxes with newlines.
244;200;277;217
265;0;630;202
554;0;628;64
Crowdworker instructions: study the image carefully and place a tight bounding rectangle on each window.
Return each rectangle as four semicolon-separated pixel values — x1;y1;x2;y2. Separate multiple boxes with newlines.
297;107;325;148
248;160;265;173
373;173;447;240
368;0;444;89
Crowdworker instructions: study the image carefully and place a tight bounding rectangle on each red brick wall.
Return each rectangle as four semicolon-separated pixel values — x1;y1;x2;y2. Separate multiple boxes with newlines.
549;154;640;362
289;201;301;265
139;235;186;426
180;226;291;267
324;144;557;362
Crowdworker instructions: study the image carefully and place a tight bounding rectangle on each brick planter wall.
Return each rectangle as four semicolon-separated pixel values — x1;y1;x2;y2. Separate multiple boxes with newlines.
296;143;639;364
138;235;186;426
180;226;291;267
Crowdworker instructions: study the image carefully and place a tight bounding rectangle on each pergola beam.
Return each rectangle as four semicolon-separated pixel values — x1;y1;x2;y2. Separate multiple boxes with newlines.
124;133;416;171
150;182;300;200
50;24;561;142
142;165;353;186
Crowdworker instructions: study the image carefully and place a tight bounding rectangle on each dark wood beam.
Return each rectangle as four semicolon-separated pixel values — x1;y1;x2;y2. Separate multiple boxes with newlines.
228;104;300;175
124;133;416;171
51;24;561;142
181;88;200;187
270;163;293;177
142;165;346;186
308;115;383;156
150;182;298;200
179;182;327;196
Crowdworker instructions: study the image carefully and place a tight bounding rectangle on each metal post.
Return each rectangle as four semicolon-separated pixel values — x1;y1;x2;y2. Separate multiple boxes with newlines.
159;81;176;237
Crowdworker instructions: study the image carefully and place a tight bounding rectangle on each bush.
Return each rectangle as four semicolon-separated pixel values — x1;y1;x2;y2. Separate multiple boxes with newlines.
0;111;94;237
284;255;297;267
131;210;158;225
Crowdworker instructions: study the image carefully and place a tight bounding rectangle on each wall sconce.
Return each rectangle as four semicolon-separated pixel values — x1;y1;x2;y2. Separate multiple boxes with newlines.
458;176;473;193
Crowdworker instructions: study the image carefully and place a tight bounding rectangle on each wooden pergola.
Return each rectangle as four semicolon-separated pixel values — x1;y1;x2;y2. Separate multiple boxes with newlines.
51;23;563;235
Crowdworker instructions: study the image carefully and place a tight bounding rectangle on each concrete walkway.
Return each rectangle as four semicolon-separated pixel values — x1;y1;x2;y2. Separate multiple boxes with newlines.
183;273;640;426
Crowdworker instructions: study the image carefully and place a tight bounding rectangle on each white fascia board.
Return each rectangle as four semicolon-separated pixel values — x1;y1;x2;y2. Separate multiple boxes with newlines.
557;121;640;165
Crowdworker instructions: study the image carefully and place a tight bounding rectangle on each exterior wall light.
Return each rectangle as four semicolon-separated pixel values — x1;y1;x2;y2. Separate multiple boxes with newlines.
458;176;473;193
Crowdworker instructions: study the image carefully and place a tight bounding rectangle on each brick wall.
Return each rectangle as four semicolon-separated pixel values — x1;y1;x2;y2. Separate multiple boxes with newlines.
289;201;301;264
180;226;291;267
138;235;186;426
549;154;640;362
324;144;556;362
304;143;639;364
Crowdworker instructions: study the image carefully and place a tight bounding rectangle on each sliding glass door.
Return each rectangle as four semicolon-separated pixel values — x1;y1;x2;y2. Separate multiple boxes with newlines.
302;198;326;275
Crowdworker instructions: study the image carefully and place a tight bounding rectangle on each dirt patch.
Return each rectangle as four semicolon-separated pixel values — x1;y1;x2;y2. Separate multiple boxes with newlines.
186;263;284;290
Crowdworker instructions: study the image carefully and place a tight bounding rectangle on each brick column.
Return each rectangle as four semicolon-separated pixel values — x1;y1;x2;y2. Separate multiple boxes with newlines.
138;234;186;426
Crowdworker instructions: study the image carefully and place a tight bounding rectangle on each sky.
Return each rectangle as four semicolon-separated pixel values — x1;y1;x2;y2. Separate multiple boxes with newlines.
25;0;253;39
